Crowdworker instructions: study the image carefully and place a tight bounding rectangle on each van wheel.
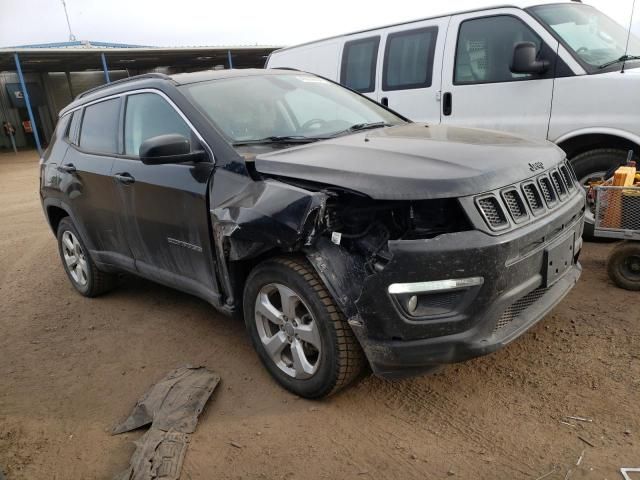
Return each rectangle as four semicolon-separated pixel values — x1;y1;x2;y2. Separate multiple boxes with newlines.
570;149;635;240
56;217;116;297
243;256;365;398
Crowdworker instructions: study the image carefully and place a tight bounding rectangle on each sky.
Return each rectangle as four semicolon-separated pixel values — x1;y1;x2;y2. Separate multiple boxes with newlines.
0;0;638;48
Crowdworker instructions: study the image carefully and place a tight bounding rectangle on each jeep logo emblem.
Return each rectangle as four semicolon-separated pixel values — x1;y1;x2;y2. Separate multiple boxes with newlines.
528;162;544;172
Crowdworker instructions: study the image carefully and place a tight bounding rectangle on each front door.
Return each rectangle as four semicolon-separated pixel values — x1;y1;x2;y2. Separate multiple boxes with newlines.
440;9;560;139
110;91;218;301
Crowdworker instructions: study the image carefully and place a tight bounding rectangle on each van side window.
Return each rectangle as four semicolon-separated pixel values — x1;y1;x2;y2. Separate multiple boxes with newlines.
454;16;543;85
67;110;82;146
340;36;380;93
124;93;192;157
79;98;120;154
383;27;438;91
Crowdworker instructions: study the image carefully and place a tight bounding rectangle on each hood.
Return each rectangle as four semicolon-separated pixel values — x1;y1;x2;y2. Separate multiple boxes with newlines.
254;124;565;200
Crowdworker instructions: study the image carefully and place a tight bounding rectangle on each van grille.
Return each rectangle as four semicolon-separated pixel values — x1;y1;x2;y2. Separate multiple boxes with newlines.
477;196;508;229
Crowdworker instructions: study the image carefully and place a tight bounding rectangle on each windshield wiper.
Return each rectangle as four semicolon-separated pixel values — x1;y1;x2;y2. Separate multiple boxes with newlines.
598;54;640;69
347;121;393;132
232;135;319;146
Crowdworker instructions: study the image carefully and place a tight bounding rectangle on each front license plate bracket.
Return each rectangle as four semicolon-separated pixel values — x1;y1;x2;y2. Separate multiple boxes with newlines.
544;232;576;287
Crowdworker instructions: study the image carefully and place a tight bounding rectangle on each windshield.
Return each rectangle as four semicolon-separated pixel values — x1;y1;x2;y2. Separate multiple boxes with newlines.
180;74;405;144
531;3;640;70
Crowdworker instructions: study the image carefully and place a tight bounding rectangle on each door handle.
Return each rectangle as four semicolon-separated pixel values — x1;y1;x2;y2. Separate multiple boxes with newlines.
443;92;452;116
58;163;76;173
114;172;135;185
381;97;389;107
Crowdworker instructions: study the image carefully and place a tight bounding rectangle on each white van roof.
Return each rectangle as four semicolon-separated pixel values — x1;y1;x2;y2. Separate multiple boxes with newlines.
272;0;582;54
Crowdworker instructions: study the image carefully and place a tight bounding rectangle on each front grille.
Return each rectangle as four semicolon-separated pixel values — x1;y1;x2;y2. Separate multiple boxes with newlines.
474;163;579;232
494;287;549;332
559;165;575;191
502;189;528;222
522;183;544;212
538;176;557;206
551;170;568;197
477;196;508;229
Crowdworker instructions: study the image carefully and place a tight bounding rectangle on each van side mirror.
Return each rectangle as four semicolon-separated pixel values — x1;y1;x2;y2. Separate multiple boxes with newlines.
510;41;549;74
139;134;206;165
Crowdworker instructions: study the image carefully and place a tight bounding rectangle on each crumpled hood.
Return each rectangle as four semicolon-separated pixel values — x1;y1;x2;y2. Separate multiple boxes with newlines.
254;124;566;200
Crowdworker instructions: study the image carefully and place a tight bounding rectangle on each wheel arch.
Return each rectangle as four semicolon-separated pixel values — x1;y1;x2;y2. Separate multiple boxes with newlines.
555;129;640;160
43;200;71;234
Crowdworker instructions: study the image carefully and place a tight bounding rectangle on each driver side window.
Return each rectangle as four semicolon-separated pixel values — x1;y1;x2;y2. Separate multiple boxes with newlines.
454;15;543;84
124;93;192;157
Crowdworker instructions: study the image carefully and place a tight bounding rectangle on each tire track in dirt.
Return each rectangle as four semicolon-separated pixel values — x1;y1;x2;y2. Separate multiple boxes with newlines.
357;376;536;477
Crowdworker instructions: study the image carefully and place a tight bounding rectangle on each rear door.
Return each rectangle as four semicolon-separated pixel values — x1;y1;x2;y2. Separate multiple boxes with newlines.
440;9;560;138
62;97;134;269
110;90;218;300
377;18;448;122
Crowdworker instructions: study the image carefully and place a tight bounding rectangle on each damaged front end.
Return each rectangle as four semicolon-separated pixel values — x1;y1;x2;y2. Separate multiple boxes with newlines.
210;152;584;379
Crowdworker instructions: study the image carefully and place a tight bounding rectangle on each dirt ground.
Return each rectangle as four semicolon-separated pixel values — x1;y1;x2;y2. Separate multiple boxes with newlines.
0;150;638;480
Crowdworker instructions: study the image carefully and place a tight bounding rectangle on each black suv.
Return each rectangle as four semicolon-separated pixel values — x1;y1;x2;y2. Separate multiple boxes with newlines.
40;69;585;398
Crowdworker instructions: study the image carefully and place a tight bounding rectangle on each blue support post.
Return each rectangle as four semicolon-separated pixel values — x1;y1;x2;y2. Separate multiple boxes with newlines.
13;53;43;156
101;52;111;83
227;50;233;69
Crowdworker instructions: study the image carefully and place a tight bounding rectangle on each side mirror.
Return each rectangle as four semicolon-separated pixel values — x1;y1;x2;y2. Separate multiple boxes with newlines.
510;41;549;74
139;134;206;165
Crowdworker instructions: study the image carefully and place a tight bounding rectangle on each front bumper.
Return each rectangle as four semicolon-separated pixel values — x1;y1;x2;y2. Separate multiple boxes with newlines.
349;192;585;379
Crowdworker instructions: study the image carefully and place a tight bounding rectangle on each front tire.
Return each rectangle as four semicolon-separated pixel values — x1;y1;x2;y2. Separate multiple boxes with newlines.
243;256;365;398
56;217;116;297
570;149;635;240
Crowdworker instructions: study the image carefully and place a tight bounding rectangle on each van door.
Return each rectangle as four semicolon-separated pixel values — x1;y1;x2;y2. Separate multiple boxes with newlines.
377;17;449;123
440;9;561;138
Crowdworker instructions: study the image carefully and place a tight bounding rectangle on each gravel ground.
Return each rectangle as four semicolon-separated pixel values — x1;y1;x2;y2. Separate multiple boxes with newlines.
0;150;638;480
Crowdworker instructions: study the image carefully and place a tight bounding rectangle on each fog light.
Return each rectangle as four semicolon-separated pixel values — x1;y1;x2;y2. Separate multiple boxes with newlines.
407;295;418;314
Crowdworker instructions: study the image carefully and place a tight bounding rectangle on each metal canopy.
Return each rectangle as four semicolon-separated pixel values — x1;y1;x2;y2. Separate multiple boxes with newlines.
0;44;279;72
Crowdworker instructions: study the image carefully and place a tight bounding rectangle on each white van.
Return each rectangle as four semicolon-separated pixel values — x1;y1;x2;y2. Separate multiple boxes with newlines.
266;0;640;236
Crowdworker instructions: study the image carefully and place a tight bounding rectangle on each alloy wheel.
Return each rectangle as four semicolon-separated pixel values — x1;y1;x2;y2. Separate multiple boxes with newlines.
254;283;322;379
61;230;88;286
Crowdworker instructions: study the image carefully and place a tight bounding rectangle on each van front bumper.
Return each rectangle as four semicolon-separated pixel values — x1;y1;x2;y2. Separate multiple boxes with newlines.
348;193;585;379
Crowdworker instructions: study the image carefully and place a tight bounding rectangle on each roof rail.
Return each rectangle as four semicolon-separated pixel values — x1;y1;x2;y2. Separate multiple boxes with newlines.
75;72;172;100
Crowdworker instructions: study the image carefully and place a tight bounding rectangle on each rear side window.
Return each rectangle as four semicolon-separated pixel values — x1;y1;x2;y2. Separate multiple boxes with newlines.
79;98;120;154
340;36;380;93
454;15;543;84
67;110;81;145
124;93;192;157
383;27;438;91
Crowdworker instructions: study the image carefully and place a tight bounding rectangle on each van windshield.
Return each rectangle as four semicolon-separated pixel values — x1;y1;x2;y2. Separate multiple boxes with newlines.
180;74;405;144
530;3;640;71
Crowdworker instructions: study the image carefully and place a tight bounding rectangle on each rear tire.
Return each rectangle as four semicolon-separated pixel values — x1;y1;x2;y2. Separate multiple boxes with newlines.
570;149;635;240
607;241;640;291
243;256;365;398
56;217;117;297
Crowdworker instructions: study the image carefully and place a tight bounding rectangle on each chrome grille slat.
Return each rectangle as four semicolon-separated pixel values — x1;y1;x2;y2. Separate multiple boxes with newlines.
560;165;574;191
